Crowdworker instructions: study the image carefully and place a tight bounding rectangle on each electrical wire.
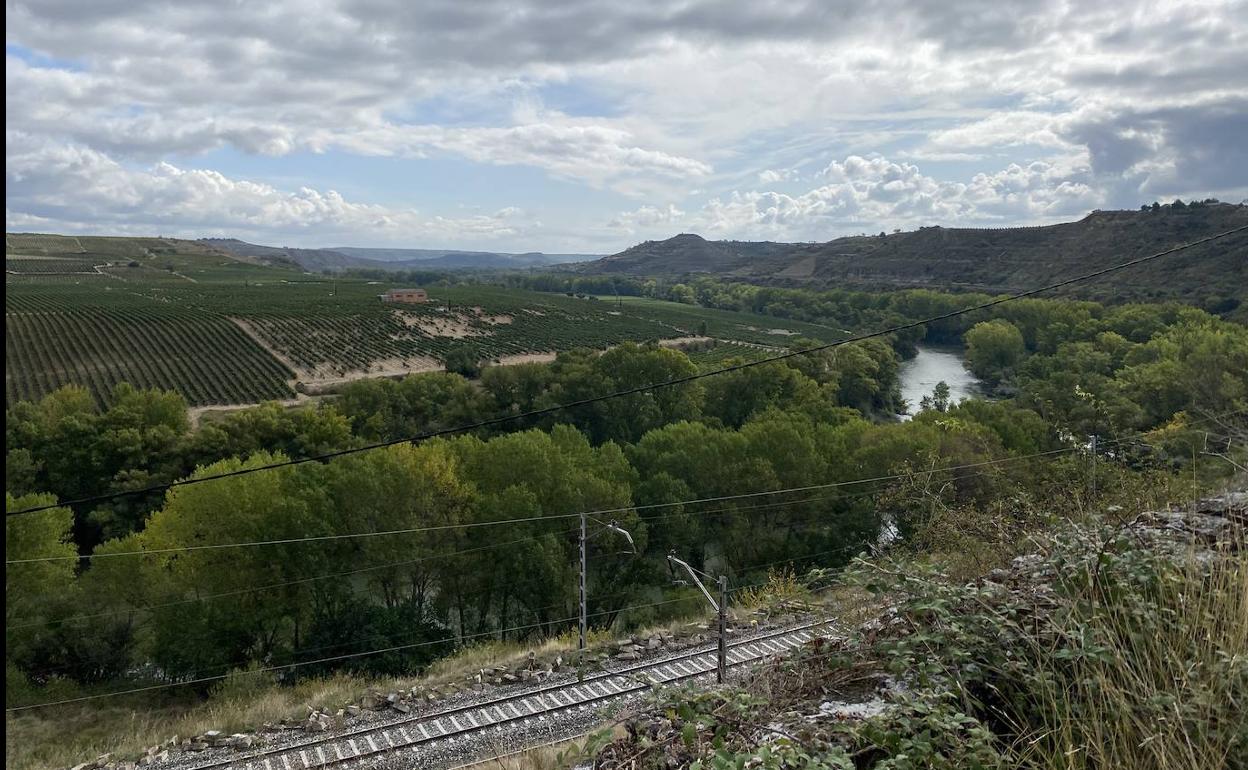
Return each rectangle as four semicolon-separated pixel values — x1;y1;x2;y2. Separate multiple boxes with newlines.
3;595;691;712
9;224;1242;518
5;448;1075;564
13;407;1241;567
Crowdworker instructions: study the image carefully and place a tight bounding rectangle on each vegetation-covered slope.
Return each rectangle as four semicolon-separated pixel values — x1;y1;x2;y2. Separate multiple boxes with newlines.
581;202;1248;308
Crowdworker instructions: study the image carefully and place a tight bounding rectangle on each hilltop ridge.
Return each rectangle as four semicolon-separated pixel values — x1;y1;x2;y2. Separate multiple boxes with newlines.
580;203;1248;305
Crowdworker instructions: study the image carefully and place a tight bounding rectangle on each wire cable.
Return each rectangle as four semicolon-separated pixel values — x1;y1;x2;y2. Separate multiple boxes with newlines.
5;448;1077;564
14;407;1241;566
2;596;689;712
9;224;1242;517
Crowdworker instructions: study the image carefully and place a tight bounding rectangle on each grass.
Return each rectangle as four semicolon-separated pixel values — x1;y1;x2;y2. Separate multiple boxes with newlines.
4;606;725;770
4;672;366;770
1011;543;1247;769
582;490;1247;770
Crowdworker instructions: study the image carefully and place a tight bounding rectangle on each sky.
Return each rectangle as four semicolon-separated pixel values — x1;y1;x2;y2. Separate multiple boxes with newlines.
6;0;1247;253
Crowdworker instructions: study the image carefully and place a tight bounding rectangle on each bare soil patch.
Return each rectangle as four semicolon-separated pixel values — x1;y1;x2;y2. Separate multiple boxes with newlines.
494;352;557;366
659;336;714;349
230;317;443;389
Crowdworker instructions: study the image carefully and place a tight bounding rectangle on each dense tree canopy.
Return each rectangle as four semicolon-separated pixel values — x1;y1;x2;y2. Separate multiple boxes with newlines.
6;286;1244;707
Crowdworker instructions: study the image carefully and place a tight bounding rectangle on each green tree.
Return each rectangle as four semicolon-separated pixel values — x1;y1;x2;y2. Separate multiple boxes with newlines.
137;453;334;678
6;494;78;686
965;319;1026;384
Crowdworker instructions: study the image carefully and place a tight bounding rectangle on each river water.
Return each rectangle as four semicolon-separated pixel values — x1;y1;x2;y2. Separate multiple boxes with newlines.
897;345;984;419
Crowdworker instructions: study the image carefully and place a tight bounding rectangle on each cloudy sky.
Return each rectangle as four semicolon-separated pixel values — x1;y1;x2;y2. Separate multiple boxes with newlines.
6;0;1247;252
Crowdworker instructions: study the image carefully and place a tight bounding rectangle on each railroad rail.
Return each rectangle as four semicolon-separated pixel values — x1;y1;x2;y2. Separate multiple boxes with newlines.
194;619;835;770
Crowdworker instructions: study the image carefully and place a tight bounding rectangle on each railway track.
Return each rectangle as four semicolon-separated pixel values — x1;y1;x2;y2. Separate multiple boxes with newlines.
194;620;835;770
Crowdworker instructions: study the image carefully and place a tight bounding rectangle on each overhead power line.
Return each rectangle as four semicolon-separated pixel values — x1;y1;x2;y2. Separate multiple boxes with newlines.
8;224;1244;518
6;447;1077;564
5;539;878;713
11;407;1241;567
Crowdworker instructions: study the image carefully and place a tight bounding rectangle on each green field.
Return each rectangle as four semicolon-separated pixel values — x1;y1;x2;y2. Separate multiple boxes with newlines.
5;234;856;407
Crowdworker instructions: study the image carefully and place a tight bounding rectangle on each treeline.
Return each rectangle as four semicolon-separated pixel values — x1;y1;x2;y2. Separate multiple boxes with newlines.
6;290;1244;705
6;387;1049;695
6;340;903;552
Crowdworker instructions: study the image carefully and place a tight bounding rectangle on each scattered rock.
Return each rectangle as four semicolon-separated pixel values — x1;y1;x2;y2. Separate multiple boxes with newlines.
346;704;361;717
615;651;642;661
391;702;411;714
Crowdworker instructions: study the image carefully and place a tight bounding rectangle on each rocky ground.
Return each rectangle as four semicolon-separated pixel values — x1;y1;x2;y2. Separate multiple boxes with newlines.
67;494;1244;770
591;493;1246;769
82;605;819;770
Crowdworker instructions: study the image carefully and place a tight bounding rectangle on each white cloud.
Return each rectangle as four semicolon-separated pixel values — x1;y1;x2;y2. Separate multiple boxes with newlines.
925;111;1070;151
681;154;1105;240
757;168;800;184
607;204;686;232
5;0;1247;247
325;122;711;186
4;135;533;244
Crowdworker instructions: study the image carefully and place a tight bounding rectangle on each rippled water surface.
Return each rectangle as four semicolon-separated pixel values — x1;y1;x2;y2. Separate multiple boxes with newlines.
898;345;984;419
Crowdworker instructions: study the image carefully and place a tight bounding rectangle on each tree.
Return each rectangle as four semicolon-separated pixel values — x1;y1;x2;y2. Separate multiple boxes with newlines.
6;494;78;683
137;453;335;678
443;346;482;378
965;319;1026;384
932;381;951;412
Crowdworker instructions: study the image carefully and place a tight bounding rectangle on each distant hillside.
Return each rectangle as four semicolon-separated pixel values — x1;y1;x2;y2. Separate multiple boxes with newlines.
5;233;293;273
580;203;1248;305
202;240;600;272
198;238;354;272
332;246;598;268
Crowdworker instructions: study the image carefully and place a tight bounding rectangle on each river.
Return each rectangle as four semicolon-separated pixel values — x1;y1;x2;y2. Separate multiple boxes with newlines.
897;345;984;419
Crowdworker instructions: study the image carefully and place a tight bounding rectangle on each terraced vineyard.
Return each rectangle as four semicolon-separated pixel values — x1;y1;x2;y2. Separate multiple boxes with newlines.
6;257;104;274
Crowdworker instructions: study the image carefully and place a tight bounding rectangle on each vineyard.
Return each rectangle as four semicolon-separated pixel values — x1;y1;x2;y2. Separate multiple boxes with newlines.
592;295;846;345
683;340;774;368
6;236;860;408
6;287;295;407
181;284;680;380
6;257;105;274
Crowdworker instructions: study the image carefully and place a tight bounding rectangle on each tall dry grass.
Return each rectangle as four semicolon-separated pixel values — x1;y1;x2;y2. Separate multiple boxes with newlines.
1011;547;1248;770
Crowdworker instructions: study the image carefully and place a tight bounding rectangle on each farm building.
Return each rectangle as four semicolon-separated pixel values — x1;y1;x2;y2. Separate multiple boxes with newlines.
380;288;428;304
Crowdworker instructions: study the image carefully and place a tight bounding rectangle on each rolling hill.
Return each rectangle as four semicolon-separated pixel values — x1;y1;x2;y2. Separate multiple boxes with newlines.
579;203;1248;305
202;239;600;272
